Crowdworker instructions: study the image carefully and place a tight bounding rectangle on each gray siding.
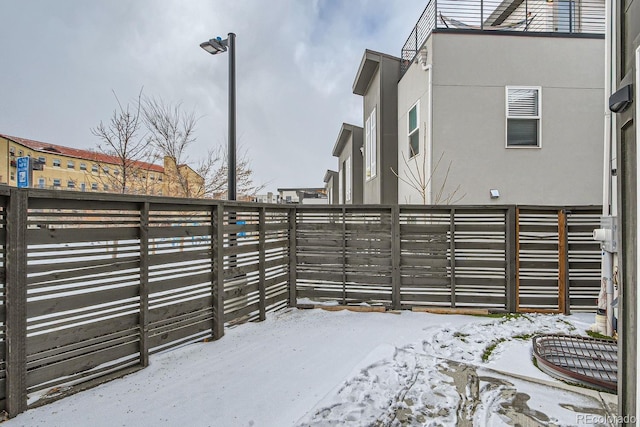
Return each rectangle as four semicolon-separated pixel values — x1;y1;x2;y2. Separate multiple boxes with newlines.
351;127;364;204
362;56;400;204
615;0;640;415
380;57;400;204
398;32;604;205
363;69;382;204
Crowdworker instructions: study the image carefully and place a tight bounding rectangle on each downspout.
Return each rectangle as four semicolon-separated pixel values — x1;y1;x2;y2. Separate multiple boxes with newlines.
635;42;640;420
601;0;615;337
425;64;433;204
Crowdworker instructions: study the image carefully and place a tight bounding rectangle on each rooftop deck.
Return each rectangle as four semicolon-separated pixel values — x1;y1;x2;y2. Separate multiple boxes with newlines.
401;0;606;74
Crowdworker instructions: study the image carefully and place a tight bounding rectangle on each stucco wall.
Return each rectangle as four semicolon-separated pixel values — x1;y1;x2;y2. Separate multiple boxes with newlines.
337;136;354;204
363;68;382;204
380;57;399;204
398;32;604;205
350;127;364;204
397;38;433;204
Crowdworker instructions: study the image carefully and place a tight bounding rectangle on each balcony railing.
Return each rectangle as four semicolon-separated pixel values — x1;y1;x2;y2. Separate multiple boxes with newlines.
401;0;605;74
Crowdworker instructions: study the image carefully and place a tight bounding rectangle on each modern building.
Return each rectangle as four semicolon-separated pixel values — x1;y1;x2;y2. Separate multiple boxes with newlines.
347;0;605;205
609;0;640;416
0;133;204;197
332;123;364;204
323;170;339;205
253;192;278;204
277;188;327;204
353;50;400;205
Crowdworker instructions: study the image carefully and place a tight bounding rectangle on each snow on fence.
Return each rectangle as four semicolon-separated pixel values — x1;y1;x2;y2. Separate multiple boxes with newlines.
0;187;602;418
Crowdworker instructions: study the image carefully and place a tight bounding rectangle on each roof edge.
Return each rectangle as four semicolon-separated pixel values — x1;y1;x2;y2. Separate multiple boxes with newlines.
332;123;363;157
352;49;400;96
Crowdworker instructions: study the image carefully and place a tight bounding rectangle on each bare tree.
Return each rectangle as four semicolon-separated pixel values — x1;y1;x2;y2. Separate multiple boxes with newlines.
142;96;201;197
91;89;154;193
196;145;265;199
392;122;465;204
142;95;264;200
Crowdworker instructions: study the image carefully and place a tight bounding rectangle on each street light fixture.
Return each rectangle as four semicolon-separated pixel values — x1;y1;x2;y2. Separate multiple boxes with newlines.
200;33;236;201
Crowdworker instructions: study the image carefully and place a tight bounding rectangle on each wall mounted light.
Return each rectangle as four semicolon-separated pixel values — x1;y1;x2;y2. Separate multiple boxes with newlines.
609;84;633;113
490;189;500;199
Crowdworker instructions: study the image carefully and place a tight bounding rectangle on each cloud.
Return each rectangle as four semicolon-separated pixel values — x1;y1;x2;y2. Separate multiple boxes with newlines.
0;0;428;191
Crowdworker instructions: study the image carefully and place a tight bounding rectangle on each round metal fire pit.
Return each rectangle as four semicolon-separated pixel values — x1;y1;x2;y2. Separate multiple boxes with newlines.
532;334;617;392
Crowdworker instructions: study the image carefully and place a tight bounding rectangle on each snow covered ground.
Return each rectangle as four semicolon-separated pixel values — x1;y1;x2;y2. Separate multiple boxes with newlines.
4;308;616;427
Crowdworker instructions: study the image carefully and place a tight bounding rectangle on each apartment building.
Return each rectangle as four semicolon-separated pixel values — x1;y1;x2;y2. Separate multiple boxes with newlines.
347;0;605;205
277;188;327;204
323;170;339;205
332;123;364;204
0;133;203;197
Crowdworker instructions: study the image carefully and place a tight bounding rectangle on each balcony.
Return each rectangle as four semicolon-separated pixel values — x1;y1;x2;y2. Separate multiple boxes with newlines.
401;0;605;74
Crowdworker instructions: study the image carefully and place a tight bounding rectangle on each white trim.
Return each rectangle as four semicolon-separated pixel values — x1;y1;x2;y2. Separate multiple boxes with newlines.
365;107;377;181
345;156;352;203
338;165;343;204
505;86;542;148
408;100;420;158
426;65;433;204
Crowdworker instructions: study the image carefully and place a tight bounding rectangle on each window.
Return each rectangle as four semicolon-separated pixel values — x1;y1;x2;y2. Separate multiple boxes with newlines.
53;159;61;167
9;147;15;156
67;161;75;169
91;164;99;173
38;178;45;189
80;163;87;171
80;183;86;192
103;184;109;191
53;179;61;187
365;107;377;179
113;168;120;176
345;156;352;202
338;167;343;203
67;180;75;189
408;102;420;157
103;167;110;174
158;175;163;182
38;157;46;164
506;87;541;147
91;183;98;191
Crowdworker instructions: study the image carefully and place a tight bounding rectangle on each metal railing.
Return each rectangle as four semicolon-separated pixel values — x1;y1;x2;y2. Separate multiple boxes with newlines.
401;0;606;74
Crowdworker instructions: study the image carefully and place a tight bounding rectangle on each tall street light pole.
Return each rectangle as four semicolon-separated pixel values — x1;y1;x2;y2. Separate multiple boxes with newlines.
200;33;236;201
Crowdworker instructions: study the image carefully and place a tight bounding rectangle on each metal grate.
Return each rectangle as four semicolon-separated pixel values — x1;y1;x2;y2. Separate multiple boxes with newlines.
533;334;617;392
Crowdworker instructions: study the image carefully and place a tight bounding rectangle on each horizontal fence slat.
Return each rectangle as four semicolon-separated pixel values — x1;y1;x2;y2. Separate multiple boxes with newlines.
28;286;139;318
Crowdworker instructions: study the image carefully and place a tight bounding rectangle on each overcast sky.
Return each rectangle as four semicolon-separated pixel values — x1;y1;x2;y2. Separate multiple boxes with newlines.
0;1;427;192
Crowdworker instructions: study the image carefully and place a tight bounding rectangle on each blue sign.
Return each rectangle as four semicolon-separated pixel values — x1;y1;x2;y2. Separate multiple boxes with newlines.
16;157;31;188
237;220;246;237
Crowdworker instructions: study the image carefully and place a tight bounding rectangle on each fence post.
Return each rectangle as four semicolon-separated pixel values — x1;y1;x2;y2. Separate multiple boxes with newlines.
449;208;457;308
6;189;28;417
139;202;150;367
258;207;266;321
212;204;225;340
288;207;297;307
558;209;570;315
505;206;518;313
391;205;401;310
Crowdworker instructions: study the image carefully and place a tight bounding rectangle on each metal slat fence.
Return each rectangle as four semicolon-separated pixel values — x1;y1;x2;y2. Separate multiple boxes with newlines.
0;187;603;418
